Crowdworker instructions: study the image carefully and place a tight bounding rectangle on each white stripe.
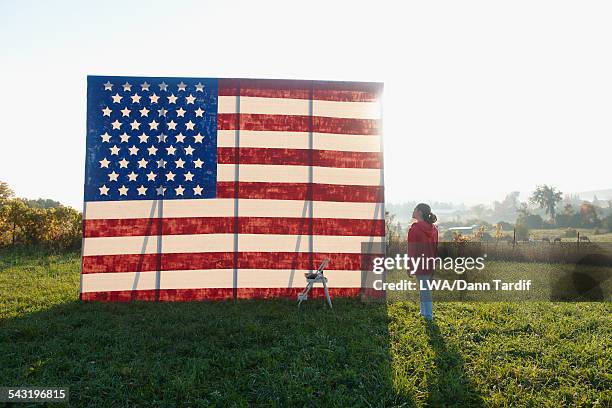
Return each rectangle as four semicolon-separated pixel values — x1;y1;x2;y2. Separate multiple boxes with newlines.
218;96;381;119
217;130;381;152
314;99;381;120
217;164;381;185
237;269;362;288
82;234;384;256
81;269;363;292
314;132;381;152
84;199;384;220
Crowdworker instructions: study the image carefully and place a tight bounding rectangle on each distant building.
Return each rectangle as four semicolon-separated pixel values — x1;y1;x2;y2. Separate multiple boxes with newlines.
447;225;478;235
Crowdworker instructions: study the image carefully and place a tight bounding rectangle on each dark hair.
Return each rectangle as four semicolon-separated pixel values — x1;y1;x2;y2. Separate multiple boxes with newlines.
415;203;437;224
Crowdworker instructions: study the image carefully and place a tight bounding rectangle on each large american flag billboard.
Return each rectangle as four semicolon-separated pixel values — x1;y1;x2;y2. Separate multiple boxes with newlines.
81;76;384;301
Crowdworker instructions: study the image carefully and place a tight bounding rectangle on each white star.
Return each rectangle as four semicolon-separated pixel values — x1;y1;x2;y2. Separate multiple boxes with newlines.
175;133;186;143
120;107;131;117
122;82;132;92
167;120;177;130
184;171;194;181
103;81;113;91
157;107;167;117
175;185;185;196
131;93;141;103
118;185;129;196
128;145;139;155
167;94;178;104
99;185;110;195
140;82;150;91
146;171;157;181
119;132;130;143
138;158;149;168
99;157;110;168
176;107;186;117
100;132;112;143
108;171;119;181
149;120;159;130
193;185;203;195
177;81;187;91
195;82;204;92
127;171;138;181
166;171;176;181
102;106;112;116
147;145;158;156
109;145;120;155
166;145;176;155
137;185;148;195
150;93;160;104
156;186;166;196
184;145;195;155
193;158;204;168
195;107;204;117
175;158;185;168
130;120;140;130
158;82;168;91
139;107;150;117
157;133;167;143
111;93;122;103
138;133;149;143
118;158;129;168
185;120;195;131
111;119;122;129
193;133;204;143
185;94;196;104
157;159;166;168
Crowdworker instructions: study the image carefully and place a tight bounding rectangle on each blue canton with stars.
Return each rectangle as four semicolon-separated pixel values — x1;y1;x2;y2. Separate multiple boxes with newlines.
85;76;218;201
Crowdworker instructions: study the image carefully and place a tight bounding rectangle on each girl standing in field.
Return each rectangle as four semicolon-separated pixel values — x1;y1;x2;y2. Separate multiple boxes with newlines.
407;203;439;320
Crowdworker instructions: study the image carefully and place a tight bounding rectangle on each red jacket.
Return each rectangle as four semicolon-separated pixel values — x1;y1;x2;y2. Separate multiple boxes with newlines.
407;221;439;275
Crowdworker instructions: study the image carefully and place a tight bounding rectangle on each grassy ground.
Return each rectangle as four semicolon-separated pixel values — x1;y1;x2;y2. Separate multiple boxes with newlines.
0;249;611;407
523;228;612;242
437;228;612;243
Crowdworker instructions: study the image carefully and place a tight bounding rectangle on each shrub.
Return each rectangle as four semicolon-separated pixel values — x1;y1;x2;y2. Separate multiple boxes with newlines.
564;228;578;238
497;221;513;231
604;214;612;232
442;230;455;241
479;232;494;242
515;223;530;241
0;199;81;250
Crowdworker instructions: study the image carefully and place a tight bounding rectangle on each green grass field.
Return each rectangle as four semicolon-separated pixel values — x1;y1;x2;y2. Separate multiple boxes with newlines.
529;228;612;242
1;250;611;407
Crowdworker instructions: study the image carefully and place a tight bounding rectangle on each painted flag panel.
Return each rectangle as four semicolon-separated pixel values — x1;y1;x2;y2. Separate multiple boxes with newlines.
82;76;384;301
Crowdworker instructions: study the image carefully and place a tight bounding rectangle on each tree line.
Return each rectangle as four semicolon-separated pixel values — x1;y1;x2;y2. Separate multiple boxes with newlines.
386;185;612;243
0;181;81;250
519;185;612;230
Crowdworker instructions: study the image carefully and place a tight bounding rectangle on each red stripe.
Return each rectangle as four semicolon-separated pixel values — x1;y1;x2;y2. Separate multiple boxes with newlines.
82;253;160;274
82;252;383;274
217;148;381;169
239;287;362;299
84;217;384;238
218;114;379;135
218;78;382;102
216;182;384;202
81;287;363;301
84;218;162;237
81;288;234;301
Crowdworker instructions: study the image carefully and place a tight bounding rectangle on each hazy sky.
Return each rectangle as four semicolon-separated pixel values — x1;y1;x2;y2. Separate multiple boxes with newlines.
1;0;611;209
